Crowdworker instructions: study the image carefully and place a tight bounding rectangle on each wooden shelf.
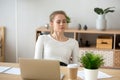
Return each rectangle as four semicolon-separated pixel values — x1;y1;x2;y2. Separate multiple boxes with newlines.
36;27;120;34
115;49;120;51
80;47;114;51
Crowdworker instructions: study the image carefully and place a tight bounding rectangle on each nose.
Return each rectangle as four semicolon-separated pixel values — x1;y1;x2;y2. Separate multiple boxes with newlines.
60;22;63;25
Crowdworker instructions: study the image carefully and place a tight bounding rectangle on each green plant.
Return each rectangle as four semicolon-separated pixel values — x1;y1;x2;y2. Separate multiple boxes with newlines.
94;7;115;15
80;52;104;69
66;16;71;23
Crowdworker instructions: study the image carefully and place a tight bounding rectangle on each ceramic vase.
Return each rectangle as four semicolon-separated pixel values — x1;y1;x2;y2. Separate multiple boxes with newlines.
96;15;107;31
84;68;98;80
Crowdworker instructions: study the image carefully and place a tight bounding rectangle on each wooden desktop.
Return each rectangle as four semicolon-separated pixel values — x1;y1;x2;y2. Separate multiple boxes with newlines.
0;62;120;80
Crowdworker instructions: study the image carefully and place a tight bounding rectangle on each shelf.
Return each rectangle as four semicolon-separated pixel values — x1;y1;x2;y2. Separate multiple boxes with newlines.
115;49;120;51
36;27;120;34
80;47;114;51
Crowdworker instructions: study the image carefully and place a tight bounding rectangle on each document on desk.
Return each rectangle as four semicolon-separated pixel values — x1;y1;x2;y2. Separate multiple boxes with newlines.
0;66;11;73
77;70;112;79
61;73;64;80
4;67;20;75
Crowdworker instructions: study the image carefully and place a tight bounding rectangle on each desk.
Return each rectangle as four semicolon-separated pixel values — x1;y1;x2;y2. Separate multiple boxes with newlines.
0;62;120;80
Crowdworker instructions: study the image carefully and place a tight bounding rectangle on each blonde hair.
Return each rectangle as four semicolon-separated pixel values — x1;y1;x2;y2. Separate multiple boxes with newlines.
49;10;67;34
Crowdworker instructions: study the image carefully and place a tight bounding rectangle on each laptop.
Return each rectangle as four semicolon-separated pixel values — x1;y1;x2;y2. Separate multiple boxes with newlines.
19;58;61;80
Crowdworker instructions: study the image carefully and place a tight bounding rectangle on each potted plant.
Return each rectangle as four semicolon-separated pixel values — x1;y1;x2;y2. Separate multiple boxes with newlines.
80;52;104;80
66;16;71;23
94;7;115;31
94;7;115;15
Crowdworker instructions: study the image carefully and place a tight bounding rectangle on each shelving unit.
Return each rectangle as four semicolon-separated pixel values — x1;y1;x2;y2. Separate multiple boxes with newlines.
0;27;5;62
36;27;120;68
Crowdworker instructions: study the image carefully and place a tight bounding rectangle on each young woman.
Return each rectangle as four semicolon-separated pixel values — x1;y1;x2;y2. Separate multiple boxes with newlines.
34;10;79;66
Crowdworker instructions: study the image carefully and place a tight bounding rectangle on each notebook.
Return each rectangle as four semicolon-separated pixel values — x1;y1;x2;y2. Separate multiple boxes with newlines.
19;58;61;80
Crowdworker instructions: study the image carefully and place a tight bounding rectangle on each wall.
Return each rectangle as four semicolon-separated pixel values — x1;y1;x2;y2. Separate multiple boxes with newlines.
0;0;17;62
0;0;120;62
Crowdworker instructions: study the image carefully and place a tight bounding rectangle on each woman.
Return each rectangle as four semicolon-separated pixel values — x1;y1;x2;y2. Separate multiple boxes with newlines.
34;10;79;66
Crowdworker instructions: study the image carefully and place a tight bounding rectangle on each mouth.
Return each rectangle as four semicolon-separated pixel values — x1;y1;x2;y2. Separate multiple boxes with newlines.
60;27;65;29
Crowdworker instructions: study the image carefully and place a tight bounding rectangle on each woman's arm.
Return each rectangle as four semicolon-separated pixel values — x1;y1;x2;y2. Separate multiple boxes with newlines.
72;40;79;64
34;36;44;59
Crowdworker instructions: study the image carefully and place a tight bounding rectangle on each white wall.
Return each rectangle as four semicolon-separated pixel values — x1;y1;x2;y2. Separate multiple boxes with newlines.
0;0;120;62
0;0;16;62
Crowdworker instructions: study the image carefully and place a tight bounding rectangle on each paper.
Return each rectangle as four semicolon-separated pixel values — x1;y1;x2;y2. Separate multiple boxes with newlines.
60;73;64;80
4;67;21;75
0;66;11;72
77;70;112;79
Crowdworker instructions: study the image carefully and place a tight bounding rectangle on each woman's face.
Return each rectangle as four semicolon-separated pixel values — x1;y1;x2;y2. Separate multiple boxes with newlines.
50;14;68;33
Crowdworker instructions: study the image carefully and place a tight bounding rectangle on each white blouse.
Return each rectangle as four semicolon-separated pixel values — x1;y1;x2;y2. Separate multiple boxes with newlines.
34;34;79;64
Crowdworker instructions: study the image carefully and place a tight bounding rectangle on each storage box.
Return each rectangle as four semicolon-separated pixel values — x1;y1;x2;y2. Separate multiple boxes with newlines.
96;36;112;49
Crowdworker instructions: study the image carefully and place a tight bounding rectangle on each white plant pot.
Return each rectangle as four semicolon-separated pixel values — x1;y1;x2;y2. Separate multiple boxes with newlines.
84;68;98;80
96;15;107;31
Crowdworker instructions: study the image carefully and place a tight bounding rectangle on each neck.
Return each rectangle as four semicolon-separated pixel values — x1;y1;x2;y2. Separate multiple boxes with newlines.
51;32;68;41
